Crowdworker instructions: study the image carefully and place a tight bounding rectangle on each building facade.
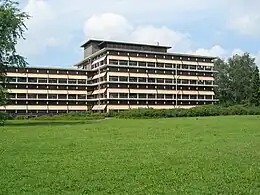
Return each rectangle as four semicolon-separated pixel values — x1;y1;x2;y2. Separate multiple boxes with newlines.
0;39;218;115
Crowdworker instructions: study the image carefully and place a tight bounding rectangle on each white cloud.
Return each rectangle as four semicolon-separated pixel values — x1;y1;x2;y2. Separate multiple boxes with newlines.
232;49;244;56
130;26;191;51
84;13;133;40
83;13;191;52
194;45;227;57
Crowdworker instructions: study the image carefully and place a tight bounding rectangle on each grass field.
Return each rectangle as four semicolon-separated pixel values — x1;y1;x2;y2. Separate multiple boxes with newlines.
0;116;260;194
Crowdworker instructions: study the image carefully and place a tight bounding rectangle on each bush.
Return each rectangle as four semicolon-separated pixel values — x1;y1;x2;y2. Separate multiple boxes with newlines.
109;105;260;119
0;111;11;126
32;111;106;121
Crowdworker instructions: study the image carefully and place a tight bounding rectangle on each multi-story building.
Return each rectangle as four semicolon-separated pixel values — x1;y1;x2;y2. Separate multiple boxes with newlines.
74;39;217;112
0;67;89;116
0;39;218;115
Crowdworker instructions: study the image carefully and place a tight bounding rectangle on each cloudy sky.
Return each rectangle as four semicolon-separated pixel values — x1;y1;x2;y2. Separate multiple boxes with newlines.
17;0;260;67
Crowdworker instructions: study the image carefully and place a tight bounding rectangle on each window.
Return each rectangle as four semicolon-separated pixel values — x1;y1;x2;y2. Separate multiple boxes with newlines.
68;79;77;84
17;94;26;98
6;77;16;82
138;77;146;83
198;80;204;85
205;66;212;71
165;64;172;68
199;95;205;100
197;66;204;70
157;94;164;99
38;94;47;99
109;76;118;82
129;61;137;66
17;77;26;82
157;78;164;83
8;94;16;98
38;78;48;83
148;78;155;83
28;94;37;99
165;79;172;84
110;60;118;65
205;81;213;85
68;94;77;99
182;80;189;84
109;93;118;98
148;62;155;67
157;63;164;68
78;95;86;99
129;77;137;82
139;62;146;67
78;79;86;84
148;94;155;99
206;95;212;99
139;94;146;99
48;94;57;99
119;93;128;98
182;65;189;69
190;80;197;85
119;76;128;82
190;95;197;99
58;94;67;99
165;94;172;99
190;65;196;70
49;78;57;84
119;60;128;66
129;93;137;98
28;77;37;83
182;95;189;99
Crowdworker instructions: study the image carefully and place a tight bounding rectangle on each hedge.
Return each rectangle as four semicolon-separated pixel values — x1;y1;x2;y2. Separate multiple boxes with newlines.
24;111;106;121
4;105;260;122
108;105;260;119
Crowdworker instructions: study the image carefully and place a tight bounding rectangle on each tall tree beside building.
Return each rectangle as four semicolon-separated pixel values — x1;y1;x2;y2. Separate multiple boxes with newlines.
250;66;260;106
214;53;260;106
214;58;232;105
0;0;29;107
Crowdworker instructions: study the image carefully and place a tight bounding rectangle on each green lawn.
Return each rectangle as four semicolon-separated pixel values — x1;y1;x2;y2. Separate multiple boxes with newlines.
0;116;260;194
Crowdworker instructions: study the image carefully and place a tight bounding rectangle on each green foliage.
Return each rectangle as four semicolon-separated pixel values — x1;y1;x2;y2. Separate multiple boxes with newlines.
0;0;29;106
214;53;260;106
109;105;260;119
0;110;12;125
29;111;106;121
250;66;260;106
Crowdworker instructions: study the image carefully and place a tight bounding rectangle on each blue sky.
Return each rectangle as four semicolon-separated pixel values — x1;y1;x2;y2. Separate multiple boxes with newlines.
17;0;260;67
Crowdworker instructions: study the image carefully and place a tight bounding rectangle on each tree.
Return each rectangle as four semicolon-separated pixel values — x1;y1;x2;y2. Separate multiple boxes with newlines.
0;0;29;101
0;0;29;122
214;53;259;106
250;66;260;106
214;58;232;105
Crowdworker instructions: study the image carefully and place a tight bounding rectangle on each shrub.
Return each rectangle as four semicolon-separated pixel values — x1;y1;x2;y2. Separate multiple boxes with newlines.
32;111;106;121
109;105;260;119
0;111;11;126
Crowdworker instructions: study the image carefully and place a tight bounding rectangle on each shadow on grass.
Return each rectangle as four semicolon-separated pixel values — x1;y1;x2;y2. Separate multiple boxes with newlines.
4;120;94;127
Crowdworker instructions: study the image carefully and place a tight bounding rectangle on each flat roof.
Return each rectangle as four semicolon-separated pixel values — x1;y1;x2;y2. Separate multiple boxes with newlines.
73;47;216;66
81;39;172;49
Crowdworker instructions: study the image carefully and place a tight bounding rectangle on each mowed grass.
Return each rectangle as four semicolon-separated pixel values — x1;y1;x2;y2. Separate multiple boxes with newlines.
0;116;260;194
